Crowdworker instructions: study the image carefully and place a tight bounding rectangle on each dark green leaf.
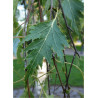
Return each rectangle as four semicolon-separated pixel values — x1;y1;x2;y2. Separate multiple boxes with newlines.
25;19;69;66
21;18;69;79
13;38;20;57
45;0;58;11
62;0;84;34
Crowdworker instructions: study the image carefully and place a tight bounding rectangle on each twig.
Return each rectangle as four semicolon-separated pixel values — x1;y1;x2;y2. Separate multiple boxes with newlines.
25;0;35;23
65;52;76;97
57;0;80;58
13;69;22;78
63;50;68;92
23;1;35;98
66;52;76;89
65;62;84;80
38;0;43;22
32;75;48;98
27;79;31;98
13;77;24;84
46;61;51;95
53;73;58;94
14;22;25;31
13;36;25;38
52;55;66;98
32;66;55;80
50;0;53;20
55;59;84;79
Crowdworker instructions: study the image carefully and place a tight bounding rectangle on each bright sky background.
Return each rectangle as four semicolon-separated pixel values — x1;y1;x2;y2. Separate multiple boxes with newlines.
17;4;47;24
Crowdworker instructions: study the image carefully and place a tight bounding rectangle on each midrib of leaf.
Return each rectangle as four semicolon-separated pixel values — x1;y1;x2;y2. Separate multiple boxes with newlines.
32;17;57;65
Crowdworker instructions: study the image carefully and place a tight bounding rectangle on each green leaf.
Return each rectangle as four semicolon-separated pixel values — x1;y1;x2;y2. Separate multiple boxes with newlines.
13;38;20;57
13;32;20;57
19;22;50;45
62;0;84;34
25;19;69;66
20;18;69;79
13;0;19;16
45;0;58;11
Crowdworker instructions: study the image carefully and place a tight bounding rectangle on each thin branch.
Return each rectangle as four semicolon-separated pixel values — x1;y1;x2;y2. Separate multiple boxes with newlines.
25;0;35;23
14;22;25;31
53;73;58;94
50;0;53;20
13;36;25;38
38;0;43;22
13;69;22;78
57;0;80;58
23;1;35;98
65;62;84;80
55;59;84;79
32;75;48;98
65;53;76;97
66;52;76;88
37;66;55;80
27;79;31;98
52;55;66;98
13;77;24;84
63;50;68;92
46;61;51;95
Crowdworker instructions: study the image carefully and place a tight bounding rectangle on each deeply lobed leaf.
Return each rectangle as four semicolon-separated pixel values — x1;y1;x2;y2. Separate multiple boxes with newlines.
20;18;69;78
25;19;69;66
